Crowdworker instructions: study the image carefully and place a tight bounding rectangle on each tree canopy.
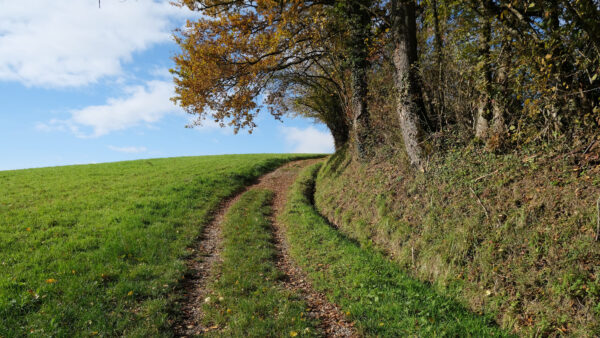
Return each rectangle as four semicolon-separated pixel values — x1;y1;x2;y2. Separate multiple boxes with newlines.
172;0;343;132
172;0;600;167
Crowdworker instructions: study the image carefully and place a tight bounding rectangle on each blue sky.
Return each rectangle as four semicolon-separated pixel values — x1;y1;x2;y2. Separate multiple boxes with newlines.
0;0;333;171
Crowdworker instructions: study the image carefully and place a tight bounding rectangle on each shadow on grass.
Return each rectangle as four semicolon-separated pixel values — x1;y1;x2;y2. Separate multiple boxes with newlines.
282;163;513;337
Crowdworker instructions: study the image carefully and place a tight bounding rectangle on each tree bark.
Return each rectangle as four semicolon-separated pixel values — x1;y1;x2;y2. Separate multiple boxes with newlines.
346;0;372;160
475;10;492;139
432;0;445;130
391;0;428;171
489;39;511;143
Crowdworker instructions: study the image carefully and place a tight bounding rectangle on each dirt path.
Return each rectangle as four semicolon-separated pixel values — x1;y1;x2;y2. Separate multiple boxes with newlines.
253;160;357;337
174;175;248;336
174;159;356;337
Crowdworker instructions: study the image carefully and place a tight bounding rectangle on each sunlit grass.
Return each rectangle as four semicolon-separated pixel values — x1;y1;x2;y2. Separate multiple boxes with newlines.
0;154;316;336
202;189;317;337
281;163;511;336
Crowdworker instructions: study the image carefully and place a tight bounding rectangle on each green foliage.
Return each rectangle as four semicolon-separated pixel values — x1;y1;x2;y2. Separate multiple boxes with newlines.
415;0;600;146
173;1;599;160
282;164;509;336
201;189;317;337
0;154;315;337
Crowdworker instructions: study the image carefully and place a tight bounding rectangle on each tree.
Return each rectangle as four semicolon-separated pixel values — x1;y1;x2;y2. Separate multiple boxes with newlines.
264;55;352;150
172;0;600;170
477;0;600;141
172;1;339;131
279;79;351;150
171;0;374;155
428;0;446;130
391;0;430;171
473;0;493;140
342;0;374;159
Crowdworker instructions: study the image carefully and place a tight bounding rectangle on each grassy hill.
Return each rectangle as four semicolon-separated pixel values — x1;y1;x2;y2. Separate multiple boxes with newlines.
282;163;509;336
3;148;598;336
314;145;600;336
0;154;315;337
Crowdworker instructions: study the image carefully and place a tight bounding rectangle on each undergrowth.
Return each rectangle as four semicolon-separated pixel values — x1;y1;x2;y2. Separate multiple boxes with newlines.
282;163;509;336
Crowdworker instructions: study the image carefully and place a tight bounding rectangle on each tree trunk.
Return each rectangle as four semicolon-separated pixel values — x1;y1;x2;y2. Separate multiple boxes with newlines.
489;38;511;145
391;0;428;171
325;111;350;151
346;0;372;160
475;10;492;139
432;0;445;130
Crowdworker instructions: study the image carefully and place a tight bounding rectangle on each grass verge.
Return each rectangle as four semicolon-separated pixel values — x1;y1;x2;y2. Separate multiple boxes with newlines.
315;144;600;335
281;163;510;336
0;154;318;337
201;189;317;337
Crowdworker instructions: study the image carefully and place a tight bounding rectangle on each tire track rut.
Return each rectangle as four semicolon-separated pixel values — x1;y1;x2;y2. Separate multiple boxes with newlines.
174;159;356;337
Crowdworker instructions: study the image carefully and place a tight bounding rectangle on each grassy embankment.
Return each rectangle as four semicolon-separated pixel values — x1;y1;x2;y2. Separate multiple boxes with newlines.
315;145;600;335
281;163;508;336
0;154;316;337
201;189;317;336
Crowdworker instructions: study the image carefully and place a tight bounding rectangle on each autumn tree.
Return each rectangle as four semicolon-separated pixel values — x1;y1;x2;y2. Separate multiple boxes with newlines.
171;0;377;156
172;1;335;129
172;0;600;170
264;52;352;150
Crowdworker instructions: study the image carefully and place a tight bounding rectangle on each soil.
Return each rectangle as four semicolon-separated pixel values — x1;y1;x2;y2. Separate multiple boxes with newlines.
174;159;356;337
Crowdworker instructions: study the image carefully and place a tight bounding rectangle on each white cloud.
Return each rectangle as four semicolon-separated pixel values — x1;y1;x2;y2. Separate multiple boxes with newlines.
35;119;79;134
0;0;193;87
35;78;236;137
37;80;180;137
281;126;334;153
148;67;174;80
72;80;178;136
108;145;147;153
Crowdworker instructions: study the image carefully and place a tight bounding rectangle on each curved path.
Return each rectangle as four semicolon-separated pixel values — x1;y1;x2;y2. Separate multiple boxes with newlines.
175;159;356;337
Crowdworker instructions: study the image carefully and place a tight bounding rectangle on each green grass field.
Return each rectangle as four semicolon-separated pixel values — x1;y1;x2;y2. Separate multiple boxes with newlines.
0;154;315;337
